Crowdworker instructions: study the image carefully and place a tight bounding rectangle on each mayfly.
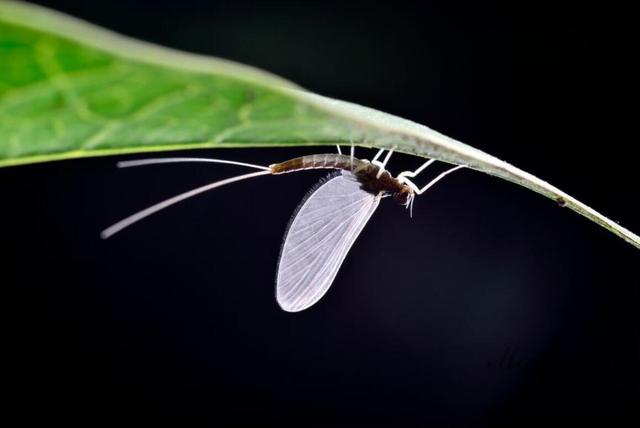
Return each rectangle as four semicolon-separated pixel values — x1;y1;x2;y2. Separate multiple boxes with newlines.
101;146;465;312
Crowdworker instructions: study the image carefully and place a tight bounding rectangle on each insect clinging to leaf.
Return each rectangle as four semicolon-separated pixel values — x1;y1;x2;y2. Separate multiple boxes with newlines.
101;145;465;312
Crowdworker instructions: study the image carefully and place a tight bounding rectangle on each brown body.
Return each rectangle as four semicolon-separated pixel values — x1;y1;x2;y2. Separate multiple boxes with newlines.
270;154;413;205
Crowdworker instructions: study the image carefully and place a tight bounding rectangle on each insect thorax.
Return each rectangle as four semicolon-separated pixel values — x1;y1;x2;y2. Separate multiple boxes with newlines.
353;163;412;204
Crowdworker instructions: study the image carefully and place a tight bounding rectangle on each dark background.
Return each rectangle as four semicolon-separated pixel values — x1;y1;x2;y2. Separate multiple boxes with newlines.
2;1;638;427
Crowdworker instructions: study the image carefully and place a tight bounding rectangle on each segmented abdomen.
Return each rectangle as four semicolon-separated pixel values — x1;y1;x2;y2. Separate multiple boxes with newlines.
270;154;368;174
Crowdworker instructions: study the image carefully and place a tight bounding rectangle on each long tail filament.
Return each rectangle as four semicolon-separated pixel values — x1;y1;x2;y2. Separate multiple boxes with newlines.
101;157;272;239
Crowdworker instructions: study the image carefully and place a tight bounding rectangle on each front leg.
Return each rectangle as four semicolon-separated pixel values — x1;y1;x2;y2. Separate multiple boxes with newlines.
400;165;466;195
396;159;437;183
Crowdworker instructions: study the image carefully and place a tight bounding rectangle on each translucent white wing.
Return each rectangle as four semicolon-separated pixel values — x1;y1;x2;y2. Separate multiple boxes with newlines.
276;171;381;312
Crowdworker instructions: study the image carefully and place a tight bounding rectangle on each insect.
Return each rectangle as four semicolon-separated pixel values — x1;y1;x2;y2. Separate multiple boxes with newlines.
101;146;465;312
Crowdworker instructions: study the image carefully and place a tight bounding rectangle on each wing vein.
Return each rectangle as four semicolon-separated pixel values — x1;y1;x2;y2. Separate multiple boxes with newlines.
276;174;380;312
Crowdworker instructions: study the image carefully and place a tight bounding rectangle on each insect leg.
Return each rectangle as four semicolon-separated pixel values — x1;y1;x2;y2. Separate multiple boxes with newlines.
371;145;397;178
371;148;385;163
349;141;355;169
402;165;466;195
397;158;437;183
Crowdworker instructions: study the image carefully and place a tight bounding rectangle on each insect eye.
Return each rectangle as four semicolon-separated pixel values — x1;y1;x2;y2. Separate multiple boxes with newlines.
394;191;409;205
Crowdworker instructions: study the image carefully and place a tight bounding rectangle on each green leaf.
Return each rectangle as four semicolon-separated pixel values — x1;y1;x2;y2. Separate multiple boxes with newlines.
0;0;638;250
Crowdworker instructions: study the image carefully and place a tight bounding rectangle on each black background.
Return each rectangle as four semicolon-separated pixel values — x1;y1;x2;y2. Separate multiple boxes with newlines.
2;1;638;427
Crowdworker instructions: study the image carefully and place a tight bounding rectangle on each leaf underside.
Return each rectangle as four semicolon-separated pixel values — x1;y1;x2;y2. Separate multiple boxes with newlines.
0;0;638;249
